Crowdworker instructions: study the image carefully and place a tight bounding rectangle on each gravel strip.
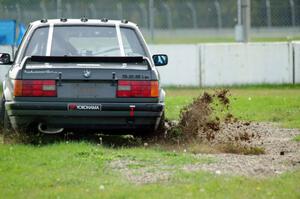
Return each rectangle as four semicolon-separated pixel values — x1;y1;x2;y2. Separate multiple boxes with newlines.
184;123;300;177
109;159;173;184
110;123;300;184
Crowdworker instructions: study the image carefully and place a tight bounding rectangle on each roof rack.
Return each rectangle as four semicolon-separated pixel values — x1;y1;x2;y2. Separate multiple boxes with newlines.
60;18;67;22
40;19;48;23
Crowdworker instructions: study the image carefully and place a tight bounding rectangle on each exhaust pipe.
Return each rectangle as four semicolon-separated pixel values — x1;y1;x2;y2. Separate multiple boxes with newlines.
38;123;64;134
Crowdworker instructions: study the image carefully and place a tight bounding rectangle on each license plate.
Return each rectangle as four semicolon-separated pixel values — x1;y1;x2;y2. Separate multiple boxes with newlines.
58;83;116;98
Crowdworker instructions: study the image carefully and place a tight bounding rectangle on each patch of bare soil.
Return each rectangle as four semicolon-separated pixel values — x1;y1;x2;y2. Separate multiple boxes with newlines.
110;123;300;184
183;122;300;177
165;90;300;177
109;159;174;184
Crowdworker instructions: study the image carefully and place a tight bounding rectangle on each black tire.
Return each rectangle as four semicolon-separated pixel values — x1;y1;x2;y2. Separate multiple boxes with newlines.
1;95;17;144
3;114;41;144
136;111;166;140
3;108;14;144
0;95;5;129
154;111;166;138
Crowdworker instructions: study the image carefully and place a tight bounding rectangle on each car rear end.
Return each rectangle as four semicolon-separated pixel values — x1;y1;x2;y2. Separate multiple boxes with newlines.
6;57;164;134
4;20;165;135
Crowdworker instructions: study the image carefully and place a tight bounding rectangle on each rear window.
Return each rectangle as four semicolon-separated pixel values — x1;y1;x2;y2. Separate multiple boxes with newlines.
24;25;146;58
52;26;120;56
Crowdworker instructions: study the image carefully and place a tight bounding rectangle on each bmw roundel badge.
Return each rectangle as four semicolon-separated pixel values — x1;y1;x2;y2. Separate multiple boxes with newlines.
83;70;91;78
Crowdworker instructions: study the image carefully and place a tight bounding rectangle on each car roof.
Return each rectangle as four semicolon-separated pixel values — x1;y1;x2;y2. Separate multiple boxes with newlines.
30;18;137;27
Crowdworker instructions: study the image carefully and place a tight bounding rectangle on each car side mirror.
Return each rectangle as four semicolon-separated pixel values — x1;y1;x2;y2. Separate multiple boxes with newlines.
152;54;168;66
0;53;12;65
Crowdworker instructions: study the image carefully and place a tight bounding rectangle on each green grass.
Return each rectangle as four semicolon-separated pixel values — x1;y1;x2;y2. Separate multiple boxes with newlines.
0;142;299;199
165;85;300;128
294;135;300;142
0;142;209;198
1;84;300;198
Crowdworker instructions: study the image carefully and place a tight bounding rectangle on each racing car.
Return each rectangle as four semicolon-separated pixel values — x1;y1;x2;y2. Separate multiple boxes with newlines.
0;18;168;142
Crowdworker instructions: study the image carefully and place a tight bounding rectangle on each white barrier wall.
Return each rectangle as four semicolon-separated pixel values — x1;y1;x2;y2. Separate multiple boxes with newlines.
200;43;293;86
293;42;300;83
149;44;200;86
0;43;298;86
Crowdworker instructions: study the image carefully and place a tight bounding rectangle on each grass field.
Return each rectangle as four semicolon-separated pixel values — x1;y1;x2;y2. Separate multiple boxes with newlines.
294;135;300;142
165;85;300;128
1;85;300;198
0;143;299;199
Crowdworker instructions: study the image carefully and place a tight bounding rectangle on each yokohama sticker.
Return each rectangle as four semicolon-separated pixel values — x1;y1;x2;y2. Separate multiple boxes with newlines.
68;103;102;111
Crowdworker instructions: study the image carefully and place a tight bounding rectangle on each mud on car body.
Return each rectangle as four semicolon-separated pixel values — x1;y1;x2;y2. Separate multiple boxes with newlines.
0;18;168;139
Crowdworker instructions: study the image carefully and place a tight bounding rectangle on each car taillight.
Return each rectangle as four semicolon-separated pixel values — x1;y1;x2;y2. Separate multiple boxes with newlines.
14;80;57;97
117;80;159;98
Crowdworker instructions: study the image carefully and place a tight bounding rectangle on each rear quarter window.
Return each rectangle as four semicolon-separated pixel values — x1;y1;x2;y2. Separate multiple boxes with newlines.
121;27;146;57
24;27;49;57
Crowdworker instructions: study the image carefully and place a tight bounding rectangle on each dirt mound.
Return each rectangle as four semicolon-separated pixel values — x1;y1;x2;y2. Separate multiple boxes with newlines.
167;89;264;154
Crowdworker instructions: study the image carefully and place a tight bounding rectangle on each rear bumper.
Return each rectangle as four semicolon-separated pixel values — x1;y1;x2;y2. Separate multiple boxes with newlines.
5;101;164;131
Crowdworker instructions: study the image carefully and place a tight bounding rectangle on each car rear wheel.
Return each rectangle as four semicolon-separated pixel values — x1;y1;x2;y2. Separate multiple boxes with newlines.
0;95;5;128
136;112;166;140
0;96;40;144
0;95;14;144
154;112;166;138
3;108;14;144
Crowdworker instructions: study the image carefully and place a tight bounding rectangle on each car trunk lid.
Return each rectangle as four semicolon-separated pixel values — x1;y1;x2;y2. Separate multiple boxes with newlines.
18;56;156;100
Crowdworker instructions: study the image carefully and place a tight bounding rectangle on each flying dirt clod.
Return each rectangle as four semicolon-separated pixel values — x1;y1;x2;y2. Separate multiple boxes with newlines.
165;89;264;155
